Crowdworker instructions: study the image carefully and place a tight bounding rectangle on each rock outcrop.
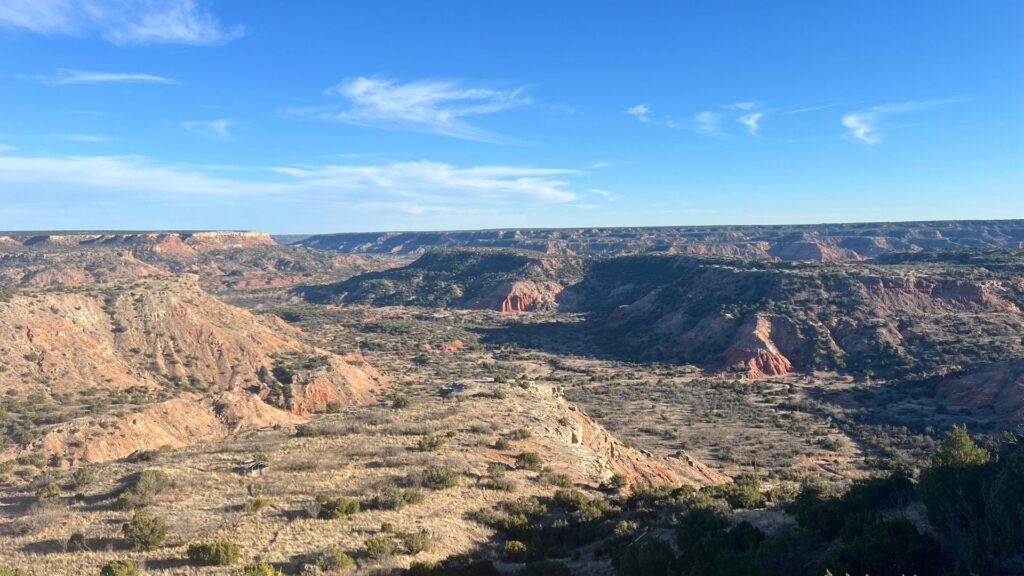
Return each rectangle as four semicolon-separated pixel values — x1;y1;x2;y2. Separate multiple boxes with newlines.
0;232;384;290
313;249;584;312
467;280;566;313
466;384;728;488
936;360;1024;424
0;277;386;465
723;316;794;379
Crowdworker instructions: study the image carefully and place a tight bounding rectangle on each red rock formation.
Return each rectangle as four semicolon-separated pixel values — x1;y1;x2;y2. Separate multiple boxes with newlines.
723;316;794;379
467;280;565;313
936;360;1024;423
152;234;194;256
0;276;387;463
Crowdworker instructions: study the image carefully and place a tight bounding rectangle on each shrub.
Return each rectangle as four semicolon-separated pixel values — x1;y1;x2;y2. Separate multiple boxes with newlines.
511;429;531;440
553;488;589;509
122;511;167;550
373;484;424;510
127;468;170;506
315;547;355;573
187;540;241;566
72;467;97;488
99;559;138;576
487;462;506;477
401;530;433;554
392;395;412;409
540;470;573;488
67;531;87;551
609;473;630;489
35;483;60;501
0;568;29;576
514;452;542;471
295;424;321;437
615;538;675;576
243;496;272;514
422;466;458;489
502;540;540;563
365;534;396;560
418;435;446;452
316;495;360;519
239;561;285;576
493;438;511;450
821;518;941;576
706;474;767;510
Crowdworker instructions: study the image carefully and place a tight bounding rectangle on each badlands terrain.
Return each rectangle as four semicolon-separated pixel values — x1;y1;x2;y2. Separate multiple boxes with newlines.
0;223;1022;575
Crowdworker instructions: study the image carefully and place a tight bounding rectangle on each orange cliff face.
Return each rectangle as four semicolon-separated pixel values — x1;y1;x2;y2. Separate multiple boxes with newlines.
467;280;566;313
0;277;387;466
723;316;794;379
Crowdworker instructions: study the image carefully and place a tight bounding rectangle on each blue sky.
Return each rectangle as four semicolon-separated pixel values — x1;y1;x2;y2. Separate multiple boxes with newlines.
0;1;1021;233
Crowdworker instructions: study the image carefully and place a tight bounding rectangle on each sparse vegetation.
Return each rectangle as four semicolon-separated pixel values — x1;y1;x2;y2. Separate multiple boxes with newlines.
315;494;360;519
121;511;167;550
365;534;397;560
514;452;543;471
314;547;356;573
99;559;138;576
239;561;286;576
243;496;272;514
421;465;458;489
187;540;241;566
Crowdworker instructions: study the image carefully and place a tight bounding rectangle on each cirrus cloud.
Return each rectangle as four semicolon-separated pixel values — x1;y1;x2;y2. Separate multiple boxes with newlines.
285;76;530;142
842;98;962;144
0;153;583;224
31;68;178;85
0;0;244;46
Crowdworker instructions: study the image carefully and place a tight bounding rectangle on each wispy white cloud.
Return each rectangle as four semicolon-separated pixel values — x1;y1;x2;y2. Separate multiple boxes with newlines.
626;103;678;128
0;154;583;218
841;112;880;144
784;103;838;115
0;0;244;46
738;112;763;135
695;111;719;134
0;143;14;153
723;101;762;111
626;104;653;124
182;118;234;140
590;188;622;202
273;162;578;203
32;68;178;85
841;99;960;144
62;133;108;142
285;76;530;142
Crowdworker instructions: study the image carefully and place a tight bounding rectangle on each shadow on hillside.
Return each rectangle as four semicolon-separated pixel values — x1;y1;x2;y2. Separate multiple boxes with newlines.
471;315;629;361
21;536;125;554
143;557;192;571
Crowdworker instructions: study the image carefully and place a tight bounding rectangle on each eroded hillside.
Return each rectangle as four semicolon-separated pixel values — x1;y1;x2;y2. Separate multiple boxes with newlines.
324;248;1024;383
306;249;585;312
286;219;1024;260
0;276;386;466
0;231;397;290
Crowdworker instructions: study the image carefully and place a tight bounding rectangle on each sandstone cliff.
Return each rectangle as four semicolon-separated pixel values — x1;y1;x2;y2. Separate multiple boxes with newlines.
0;277;386;465
935;360;1024;423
